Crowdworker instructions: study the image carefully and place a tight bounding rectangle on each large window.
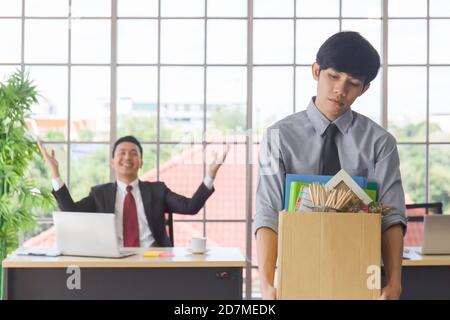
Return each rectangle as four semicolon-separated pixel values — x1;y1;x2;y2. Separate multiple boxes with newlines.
387;0;450;215
1;0;449;299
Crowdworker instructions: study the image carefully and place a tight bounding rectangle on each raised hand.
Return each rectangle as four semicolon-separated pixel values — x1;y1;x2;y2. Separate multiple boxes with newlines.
206;144;229;179
37;140;60;179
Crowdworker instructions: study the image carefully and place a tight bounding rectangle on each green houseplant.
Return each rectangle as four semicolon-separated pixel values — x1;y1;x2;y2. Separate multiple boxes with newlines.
0;70;55;299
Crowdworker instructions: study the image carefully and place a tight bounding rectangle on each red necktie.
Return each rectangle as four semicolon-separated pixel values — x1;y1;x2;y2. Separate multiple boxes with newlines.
123;185;140;247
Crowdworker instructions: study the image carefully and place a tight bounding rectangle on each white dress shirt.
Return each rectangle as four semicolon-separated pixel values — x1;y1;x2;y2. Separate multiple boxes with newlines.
52;175;215;247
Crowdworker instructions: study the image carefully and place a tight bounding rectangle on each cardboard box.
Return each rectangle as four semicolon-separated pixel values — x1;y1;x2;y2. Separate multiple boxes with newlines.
277;211;381;300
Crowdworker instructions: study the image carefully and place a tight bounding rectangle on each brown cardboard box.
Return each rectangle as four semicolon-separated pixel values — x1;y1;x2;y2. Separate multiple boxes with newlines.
277;211;381;300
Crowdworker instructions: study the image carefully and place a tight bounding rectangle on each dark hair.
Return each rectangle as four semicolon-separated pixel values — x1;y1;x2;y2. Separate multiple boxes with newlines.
316;31;380;85
112;135;143;159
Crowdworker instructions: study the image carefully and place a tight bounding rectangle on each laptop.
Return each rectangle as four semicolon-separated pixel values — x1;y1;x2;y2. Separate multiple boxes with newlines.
53;211;136;258
421;215;450;255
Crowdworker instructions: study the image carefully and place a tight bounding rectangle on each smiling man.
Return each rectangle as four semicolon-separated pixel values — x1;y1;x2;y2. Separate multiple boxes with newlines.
39;135;227;248
254;31;407;300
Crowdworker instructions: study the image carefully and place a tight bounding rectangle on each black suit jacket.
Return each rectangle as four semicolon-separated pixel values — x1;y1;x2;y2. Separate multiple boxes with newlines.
52;180;214;247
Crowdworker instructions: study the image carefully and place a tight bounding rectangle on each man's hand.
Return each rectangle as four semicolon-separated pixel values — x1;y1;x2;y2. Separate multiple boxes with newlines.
379;284;402;300
206;144;229;179
37;140;60;179
261;283;277;300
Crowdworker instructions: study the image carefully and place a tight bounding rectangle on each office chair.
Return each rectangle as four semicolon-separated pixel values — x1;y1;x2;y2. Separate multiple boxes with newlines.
164;212;174;246
404;202;443;246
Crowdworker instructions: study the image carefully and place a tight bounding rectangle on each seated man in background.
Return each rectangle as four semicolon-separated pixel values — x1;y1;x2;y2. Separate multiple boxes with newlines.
38;135;228;247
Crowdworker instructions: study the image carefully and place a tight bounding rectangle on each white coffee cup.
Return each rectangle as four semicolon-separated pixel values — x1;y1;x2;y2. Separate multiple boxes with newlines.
190;237;207;253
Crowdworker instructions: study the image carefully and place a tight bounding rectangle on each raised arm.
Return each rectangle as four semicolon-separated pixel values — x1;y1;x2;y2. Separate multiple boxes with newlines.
37;140;61;179
164;145;228;214
38;140;96;212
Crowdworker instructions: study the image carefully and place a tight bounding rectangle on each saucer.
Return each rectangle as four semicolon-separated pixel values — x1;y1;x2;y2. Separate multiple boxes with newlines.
187;248;210;254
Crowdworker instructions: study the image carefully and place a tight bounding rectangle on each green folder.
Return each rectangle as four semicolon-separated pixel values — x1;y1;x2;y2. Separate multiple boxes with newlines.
288;181;302;212
367;181;378;191
366;181;378;202
365;189;377;202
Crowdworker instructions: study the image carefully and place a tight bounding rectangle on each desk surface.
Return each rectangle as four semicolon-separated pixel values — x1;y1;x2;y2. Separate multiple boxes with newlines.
403;246;450;266
5;246;449;268
2;247;246;268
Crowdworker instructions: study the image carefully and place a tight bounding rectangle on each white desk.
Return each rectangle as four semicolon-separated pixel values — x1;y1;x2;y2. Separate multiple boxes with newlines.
2;247;246;300
397;246;450;299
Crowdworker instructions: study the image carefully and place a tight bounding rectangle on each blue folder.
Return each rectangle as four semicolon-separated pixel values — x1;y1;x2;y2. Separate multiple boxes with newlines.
283;173;367;210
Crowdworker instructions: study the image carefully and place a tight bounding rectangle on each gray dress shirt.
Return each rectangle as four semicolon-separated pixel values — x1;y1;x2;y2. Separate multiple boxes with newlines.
254;98;407;235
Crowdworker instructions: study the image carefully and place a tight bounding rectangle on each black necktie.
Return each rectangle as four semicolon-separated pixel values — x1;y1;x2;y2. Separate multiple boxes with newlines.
321;123;341;175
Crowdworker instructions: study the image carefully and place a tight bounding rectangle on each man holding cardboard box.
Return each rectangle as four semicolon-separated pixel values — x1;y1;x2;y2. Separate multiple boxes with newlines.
254;31;407;300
